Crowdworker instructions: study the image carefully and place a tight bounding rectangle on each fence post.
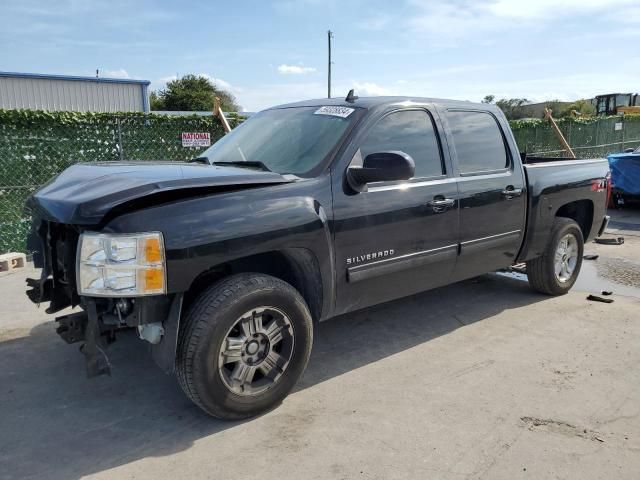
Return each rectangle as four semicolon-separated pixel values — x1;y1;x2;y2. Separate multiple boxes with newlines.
117;117;124;161
595;120;600;158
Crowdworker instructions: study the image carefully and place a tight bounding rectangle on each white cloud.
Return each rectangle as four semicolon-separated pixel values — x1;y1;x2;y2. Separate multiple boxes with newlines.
231;81;326;111
274;0;341;13
358;14;392;30
406;2;503;44
103;69;130;79
277;64;317;74
351;82;396;96
157;74;178;85
196;74;240;93
487;0;637;19
405;0;640;44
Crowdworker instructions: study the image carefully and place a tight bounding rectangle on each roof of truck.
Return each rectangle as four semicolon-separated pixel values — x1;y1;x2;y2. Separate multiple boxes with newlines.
270;96;487;110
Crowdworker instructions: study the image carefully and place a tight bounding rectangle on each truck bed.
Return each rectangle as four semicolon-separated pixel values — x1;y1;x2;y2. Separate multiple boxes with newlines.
517;157;610;262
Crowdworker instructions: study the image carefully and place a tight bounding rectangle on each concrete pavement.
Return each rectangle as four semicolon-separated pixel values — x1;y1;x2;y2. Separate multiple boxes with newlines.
1;209;639;480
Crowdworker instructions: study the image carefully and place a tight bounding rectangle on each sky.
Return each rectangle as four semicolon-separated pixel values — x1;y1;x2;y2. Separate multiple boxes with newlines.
1;0;639;112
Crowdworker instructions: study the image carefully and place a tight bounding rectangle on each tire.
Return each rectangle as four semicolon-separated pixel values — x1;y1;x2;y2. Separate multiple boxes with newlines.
526;217;584;295
176;273;313;420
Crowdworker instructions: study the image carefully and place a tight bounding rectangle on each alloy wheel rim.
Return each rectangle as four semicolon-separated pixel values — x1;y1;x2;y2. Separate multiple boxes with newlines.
218;307;294;396
554;233;579;283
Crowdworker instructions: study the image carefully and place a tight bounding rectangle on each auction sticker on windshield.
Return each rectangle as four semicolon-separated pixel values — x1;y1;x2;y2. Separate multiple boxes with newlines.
314;106;355;118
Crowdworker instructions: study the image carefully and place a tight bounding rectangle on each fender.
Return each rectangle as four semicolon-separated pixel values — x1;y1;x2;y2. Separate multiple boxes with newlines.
517;160;609;262
104;176;336;319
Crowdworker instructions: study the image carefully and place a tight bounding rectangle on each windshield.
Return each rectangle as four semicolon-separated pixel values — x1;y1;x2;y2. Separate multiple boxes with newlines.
200;106;357;175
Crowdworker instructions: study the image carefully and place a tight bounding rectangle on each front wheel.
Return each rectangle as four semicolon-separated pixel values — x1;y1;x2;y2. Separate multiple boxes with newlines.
526;217;584;295
176;273;313;419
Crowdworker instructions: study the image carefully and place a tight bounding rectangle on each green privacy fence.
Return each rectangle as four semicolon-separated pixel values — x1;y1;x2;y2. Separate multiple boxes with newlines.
511;114;640;158
0;110;235;253
1;110;640;253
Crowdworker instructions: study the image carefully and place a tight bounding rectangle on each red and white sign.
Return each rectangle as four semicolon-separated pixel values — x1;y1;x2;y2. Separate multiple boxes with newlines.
182;132;211;147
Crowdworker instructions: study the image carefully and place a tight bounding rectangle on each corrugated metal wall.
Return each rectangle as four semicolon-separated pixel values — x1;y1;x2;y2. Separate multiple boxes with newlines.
0;76;147;112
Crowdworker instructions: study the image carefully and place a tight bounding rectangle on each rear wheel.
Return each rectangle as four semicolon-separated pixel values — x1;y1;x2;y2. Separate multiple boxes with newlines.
176;273;313;419
526;217;584;295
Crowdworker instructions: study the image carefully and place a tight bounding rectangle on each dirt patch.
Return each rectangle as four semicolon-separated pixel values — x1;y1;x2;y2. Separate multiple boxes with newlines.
0;328;31;342
260;408;320;452
521;416;606;443
597;257;640;288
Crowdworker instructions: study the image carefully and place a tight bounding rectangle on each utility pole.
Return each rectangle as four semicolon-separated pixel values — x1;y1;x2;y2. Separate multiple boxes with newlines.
327;30;333;98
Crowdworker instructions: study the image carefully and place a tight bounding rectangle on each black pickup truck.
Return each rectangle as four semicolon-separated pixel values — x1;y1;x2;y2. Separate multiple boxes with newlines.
25;95;610;419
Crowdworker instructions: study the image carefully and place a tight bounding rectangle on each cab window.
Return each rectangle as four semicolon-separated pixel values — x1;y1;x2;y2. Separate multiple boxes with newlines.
360;110;444;179
447;111;508;174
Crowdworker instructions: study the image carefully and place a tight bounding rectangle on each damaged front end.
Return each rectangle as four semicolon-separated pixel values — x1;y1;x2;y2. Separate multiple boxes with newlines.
23;161;292;378
26;219;182;377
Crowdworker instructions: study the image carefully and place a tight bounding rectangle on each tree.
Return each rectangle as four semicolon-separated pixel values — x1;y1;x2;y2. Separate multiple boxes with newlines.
149;91;163;110
562;99;596;117
482;95;495;104
544;100;570;118
151;74;240;112
495;98;530;120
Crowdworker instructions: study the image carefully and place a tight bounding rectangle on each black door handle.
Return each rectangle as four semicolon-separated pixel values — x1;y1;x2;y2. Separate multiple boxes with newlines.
427;198;455;212
501;187;523;198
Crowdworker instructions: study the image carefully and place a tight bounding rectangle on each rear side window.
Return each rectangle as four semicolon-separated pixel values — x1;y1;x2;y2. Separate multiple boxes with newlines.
447;111;508;174
360;110;444;178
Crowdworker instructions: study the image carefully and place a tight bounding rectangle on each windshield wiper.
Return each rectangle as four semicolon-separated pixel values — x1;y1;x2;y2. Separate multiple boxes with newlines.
212;161;272;172
189;157;210;164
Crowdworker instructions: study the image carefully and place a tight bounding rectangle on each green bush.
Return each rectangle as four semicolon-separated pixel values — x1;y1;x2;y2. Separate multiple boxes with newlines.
510;114;640;158
0;109;230;252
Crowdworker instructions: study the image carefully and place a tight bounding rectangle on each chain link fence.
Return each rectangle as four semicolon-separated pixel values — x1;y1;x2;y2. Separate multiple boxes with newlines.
511;115;640;158
2;110;640;253
0;110;234;253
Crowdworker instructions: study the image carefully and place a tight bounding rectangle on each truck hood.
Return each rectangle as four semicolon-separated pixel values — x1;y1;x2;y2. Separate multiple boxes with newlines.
27;162;293;225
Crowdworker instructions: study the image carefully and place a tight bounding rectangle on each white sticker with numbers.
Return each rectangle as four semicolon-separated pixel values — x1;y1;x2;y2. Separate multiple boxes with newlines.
313;106;355;118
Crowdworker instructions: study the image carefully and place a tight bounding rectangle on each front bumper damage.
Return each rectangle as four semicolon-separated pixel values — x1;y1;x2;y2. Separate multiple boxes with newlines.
28;291;184;378
48;295;183;377
25;219;183;377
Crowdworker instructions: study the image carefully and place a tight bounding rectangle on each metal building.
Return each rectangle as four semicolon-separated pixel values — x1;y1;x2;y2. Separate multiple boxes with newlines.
0;71;150;112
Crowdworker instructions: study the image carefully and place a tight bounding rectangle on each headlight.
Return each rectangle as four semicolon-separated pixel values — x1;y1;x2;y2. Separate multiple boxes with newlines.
77;232;166;297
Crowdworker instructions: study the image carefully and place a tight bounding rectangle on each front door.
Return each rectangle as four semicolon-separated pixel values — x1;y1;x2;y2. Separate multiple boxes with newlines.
331;107;460;315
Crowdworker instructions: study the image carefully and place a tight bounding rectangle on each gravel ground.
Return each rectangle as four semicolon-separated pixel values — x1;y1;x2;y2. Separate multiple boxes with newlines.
597;256;640;287
1;209;639;480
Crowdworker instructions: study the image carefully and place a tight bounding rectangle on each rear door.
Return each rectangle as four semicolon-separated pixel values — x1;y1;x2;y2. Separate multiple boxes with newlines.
331;107;459;315
439;108;526;281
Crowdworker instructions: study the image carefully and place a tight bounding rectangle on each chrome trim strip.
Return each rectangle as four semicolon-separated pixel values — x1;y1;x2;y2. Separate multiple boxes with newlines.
458;168;510;178
460;230;522;255
367;176;457;193
456;170;513;181
347;244;458;283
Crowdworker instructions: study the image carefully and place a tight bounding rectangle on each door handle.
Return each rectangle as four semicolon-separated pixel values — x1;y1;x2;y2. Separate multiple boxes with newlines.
427;197;455;212
501;187;523;198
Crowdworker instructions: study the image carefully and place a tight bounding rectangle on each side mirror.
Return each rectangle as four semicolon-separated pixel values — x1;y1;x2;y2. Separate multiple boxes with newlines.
347;151;415;191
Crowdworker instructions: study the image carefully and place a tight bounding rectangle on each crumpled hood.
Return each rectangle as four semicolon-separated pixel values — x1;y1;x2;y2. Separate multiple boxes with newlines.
27;162;292;225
